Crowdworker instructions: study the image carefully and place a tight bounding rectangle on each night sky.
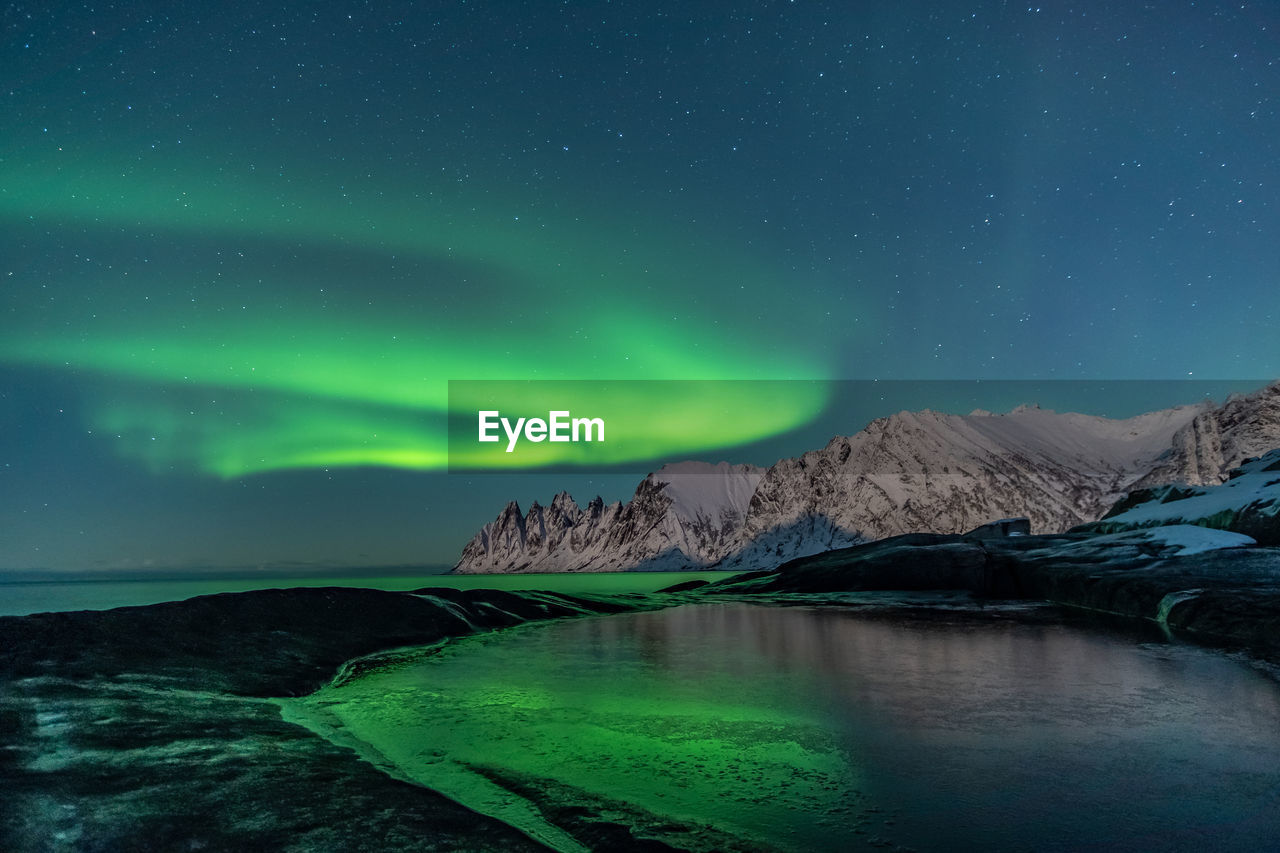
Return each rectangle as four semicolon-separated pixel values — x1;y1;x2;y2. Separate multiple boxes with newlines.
3;1;1278;572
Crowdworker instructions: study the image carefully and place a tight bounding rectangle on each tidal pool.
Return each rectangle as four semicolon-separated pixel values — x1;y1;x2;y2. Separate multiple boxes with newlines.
282;601;1280;851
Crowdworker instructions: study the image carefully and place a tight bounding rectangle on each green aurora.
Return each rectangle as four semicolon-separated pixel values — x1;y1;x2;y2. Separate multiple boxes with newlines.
7;0;1279;569
1;155;833;476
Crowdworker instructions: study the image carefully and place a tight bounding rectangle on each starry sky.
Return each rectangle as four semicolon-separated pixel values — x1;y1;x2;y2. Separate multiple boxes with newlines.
2;1;1278;572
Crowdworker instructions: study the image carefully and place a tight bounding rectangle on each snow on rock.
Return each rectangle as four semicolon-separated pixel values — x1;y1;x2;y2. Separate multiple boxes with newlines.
454;384;1280;573
1140;525;1257;555
715;403;1212;571
1054;525;1257;557
453;461;764;573
1079;447;1280;545
1131;381;1280;488
650;461;765;524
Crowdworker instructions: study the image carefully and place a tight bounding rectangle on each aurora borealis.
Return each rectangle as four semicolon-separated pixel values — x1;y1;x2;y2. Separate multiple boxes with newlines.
0;154;829;476
3;1;1279;570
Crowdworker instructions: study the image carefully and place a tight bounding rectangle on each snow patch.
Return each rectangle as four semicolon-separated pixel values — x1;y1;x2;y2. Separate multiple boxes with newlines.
1140;524;1256;555
1102;450;1280;527
1058;524;1255;556
650;461;765;524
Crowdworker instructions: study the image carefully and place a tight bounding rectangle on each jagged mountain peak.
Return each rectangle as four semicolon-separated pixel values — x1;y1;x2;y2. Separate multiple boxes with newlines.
548;491;580;513
454;460;764;574
1132;382;1280;488
454;383;1280;573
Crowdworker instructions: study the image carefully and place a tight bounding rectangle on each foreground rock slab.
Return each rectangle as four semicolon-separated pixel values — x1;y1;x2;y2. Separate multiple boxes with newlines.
0;587;649;852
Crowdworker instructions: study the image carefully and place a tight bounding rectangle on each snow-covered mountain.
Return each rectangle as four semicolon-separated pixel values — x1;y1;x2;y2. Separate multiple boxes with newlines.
454;461;764;573
1130;387;1280;488
453;381;1280;573
1078;447;1280;546
716;402;1205;570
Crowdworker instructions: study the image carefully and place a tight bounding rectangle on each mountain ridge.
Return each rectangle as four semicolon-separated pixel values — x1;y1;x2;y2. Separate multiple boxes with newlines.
453;381;1280;573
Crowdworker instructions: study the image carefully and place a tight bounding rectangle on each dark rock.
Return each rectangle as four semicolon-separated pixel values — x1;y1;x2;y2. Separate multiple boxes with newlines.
1163;587;1280;659
706;533;989;594
657;579;711;592
0;586;649;852
703;530;1280;664
1102;485;1199;518
962;517;1031;540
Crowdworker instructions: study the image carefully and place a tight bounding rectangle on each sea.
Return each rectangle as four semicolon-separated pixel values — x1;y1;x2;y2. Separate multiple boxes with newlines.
0;569;733;618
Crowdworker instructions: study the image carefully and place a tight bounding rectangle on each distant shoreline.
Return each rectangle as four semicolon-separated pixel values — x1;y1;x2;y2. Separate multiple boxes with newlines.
0;569;739;618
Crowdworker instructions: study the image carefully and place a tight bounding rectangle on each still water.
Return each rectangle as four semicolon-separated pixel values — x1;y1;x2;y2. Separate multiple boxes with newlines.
287;601;1280;852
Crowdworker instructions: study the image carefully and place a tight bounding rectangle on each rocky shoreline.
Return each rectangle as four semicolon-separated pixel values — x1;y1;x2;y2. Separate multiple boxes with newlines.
3;539;1279;851
701;530;1280;663
0;588;655;852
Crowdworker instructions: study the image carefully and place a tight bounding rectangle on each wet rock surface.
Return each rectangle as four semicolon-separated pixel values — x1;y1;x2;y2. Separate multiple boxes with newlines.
0;587;651;852
1;677;548;852
0;586;640;698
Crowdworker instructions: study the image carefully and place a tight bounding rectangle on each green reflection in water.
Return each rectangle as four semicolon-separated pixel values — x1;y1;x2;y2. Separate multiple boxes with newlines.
283;604;864;851
281;600;1280;851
